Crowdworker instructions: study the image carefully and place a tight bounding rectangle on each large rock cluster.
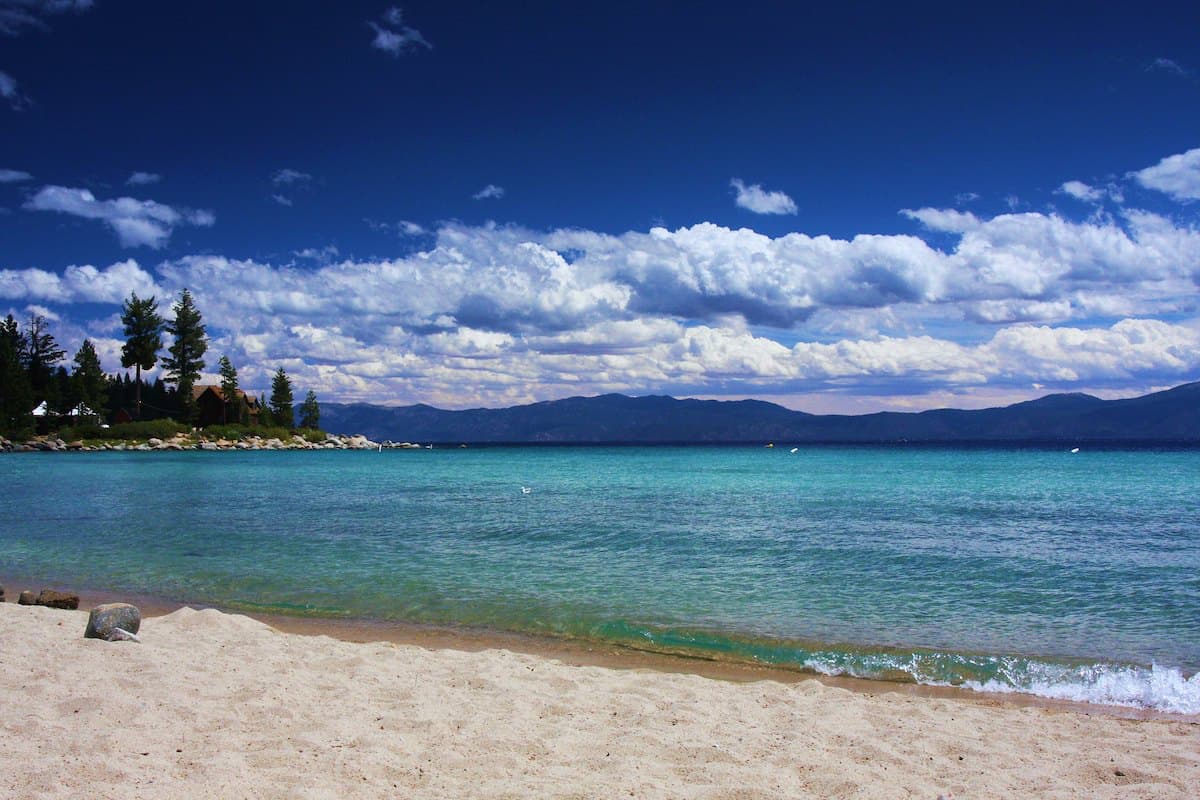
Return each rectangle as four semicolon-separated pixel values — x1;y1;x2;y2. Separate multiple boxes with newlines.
15;588;80;609
2;432;386;453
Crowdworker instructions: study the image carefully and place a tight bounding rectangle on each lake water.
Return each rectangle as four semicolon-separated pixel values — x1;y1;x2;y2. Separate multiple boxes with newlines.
2;445;1198;713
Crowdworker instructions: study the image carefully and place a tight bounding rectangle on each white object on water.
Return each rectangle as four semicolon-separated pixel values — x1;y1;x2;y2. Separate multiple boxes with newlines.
378;443;383;453
521;486;532;494
1070;447;1080;453
790;447;798;453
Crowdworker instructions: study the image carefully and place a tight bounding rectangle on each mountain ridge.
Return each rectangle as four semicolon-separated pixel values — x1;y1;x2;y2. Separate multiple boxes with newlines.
315;381;1200;443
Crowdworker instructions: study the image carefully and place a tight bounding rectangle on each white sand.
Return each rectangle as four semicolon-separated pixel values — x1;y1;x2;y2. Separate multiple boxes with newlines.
1;603;1197;799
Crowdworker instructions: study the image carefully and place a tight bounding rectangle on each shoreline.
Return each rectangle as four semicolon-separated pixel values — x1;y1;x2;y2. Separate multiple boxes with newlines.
3;601;1198;798
6;572;1193;724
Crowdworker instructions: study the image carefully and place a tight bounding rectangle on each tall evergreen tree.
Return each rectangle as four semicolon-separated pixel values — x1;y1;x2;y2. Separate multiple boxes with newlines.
161;289;208;423
0;314;34;436
119;292;164;419
269;368;294;429
23;314;65;401
71;339;108;416
217;355;242;425
298;389;320;430
257;392;275;427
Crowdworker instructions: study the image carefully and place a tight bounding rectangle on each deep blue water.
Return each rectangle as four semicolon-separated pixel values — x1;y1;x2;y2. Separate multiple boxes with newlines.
2;445;1198;712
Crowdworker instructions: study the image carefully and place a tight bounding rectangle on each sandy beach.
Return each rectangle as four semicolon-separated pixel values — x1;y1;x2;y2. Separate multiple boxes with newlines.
1;602;1196;799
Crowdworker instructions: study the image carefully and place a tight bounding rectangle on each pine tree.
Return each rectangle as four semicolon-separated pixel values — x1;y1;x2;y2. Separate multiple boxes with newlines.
0;314;34;436
269;368;294;429
161;289;208;424
23;314;65;401
119;292;164;419
217;355;242;425
71;339;108;416
257;392;275;427
298;389;320;430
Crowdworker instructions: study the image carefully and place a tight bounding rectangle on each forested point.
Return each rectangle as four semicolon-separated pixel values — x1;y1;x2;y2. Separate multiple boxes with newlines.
0;290;324;443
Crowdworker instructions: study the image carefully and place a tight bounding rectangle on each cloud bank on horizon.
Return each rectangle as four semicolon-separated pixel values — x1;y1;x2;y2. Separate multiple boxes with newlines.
1;3;1198;413
3;144;1198;412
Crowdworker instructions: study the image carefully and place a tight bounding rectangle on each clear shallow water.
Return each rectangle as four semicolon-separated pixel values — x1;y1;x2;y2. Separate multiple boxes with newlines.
2;446;1198;713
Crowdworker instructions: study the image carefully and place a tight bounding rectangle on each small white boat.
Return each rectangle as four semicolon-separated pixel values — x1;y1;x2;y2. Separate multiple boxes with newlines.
1070;447;1080;453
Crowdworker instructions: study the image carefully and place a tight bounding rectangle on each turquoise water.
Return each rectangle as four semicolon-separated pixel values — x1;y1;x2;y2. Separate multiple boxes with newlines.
2;446;1198;712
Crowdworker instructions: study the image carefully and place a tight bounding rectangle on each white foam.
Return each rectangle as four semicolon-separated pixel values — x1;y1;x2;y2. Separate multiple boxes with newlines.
799;652;1200;715
963;663;1200;715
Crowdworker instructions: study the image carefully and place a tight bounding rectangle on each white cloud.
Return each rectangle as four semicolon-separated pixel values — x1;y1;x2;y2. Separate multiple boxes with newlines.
472;184;505;200
0;167;32;182
23;185;215;248
10;144;1200;406
126;171;160;185
24;303;58;320
1057;180;1105;203
1147;57;1188;76
272;168;311;185
1131;147;1200;201
0;258;160;304
293;245;339;262
0;69;27;109
901;207;980;233
730;178;797;215
368;7;431;56
366;218;428;236
272;194;293;207
0;0;93;36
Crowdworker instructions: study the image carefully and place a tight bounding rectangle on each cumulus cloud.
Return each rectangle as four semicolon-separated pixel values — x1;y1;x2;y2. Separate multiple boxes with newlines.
1131;147;1200;201
0;69;28;109
472;184;505;200
126;171;160;186
0;167;32;182
23;185;215;248
0;0;93;36
368;7;431;56
9;147;1200;406
272;194;293;207
730;178;797;215
1057;180;1105;203
0;258;160;304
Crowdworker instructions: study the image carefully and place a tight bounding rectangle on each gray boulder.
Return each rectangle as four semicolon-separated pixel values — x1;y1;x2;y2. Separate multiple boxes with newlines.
17;590;36;605
84;603;142;641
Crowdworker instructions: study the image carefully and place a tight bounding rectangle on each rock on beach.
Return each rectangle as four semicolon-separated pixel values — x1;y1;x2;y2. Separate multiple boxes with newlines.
84;603;142;641
35;590;80;610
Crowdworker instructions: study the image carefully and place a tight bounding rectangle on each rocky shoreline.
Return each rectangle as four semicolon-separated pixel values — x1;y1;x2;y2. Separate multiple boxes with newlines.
0;433;435;453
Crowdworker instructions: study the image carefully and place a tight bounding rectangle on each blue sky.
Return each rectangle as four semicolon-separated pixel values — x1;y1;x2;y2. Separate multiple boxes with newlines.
2;1;1199;412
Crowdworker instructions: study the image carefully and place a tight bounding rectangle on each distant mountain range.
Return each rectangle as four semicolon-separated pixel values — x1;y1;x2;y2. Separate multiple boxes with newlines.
316;381;1200;443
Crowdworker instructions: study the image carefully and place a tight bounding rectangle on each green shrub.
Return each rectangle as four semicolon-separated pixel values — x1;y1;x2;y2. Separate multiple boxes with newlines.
59;419;189;441
297;427;327;443
200;423;253;441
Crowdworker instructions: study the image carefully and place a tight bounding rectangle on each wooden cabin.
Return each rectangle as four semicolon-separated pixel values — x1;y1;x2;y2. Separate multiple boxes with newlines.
192;385;261;427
